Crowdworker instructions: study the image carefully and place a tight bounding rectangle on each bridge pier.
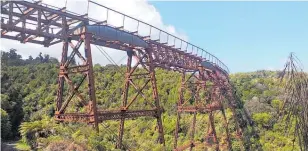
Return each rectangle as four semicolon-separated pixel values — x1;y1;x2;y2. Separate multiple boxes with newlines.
116;50;133;149
54;33;99;131
115;48;165;149
217;87;232;150
173;67;236;151
55;39;68;112
174;69;211;151
84;33;99;131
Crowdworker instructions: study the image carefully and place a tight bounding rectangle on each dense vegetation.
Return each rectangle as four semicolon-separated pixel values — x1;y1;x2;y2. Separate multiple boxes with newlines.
0;49;302;150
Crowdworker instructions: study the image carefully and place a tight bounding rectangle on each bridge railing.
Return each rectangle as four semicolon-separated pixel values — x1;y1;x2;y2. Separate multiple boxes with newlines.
21;0;229;74
88;1;229;74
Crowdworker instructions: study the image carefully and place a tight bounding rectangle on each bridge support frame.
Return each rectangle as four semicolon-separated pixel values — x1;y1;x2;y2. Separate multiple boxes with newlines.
115;48;165;149
174;68;212;151
206;71;237;150
55;33;99;131
174;67;235;151
206;86;220;151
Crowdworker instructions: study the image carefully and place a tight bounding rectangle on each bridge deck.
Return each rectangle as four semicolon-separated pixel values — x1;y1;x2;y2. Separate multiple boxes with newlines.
1;0;229;75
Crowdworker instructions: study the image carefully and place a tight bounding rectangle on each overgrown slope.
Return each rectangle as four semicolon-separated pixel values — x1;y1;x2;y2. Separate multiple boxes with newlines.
1;50;299;151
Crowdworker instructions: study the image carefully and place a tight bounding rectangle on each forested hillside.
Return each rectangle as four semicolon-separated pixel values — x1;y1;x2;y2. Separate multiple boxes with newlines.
1;50;300;151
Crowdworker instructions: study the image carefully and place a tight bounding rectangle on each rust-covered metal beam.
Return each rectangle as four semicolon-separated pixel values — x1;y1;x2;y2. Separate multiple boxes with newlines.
84;33;99;131
174;72;185;148
55;109;159;123
177;103;222;113
14;1;89;22
147;48;165;145
1;23;62;39
1;9;62;27
190;112;197;151
116;50;133;149
98;109;158;121
1;34;45;45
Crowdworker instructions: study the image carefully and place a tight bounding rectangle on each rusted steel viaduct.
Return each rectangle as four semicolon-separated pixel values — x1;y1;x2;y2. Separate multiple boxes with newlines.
1;1;242;150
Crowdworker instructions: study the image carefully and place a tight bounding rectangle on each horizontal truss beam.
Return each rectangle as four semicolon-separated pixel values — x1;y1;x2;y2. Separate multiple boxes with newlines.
55;109;160;123
177;103;222;113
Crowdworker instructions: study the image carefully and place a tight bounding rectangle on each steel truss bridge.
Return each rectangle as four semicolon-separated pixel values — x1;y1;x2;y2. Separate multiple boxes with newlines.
1;1;242;150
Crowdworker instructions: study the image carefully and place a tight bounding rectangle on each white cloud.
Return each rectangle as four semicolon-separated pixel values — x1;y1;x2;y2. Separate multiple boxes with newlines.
1;0;188;65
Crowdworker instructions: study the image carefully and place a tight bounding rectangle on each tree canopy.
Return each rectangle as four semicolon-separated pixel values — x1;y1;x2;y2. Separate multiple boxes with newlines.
0;49;304;151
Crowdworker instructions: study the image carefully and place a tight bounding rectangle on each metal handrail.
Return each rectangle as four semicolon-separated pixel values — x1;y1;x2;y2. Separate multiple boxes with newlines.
21;0;229;74
89;1;229;74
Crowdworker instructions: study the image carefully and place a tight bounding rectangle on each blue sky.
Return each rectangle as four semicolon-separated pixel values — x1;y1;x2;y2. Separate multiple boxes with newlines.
150;1;308;73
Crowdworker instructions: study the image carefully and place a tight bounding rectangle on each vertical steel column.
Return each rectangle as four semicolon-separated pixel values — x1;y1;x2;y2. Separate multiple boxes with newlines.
56;41;68;112
174;111;180;149
8;2;12;25
116;50;133;149
174;72;185;149
208;111;219;151
189;112;197;151
56;16;68;112
228;89;242;137
221;107;231;149
199;66;207;105
84;33;99;131
21;16;26;42
37;9;41;33
206;85;219;150
147;49;165;146
217;87;232;150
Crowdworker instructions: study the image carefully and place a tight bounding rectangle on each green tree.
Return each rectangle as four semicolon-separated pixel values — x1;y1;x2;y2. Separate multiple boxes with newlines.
1;109;12;140
252;112;272;127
